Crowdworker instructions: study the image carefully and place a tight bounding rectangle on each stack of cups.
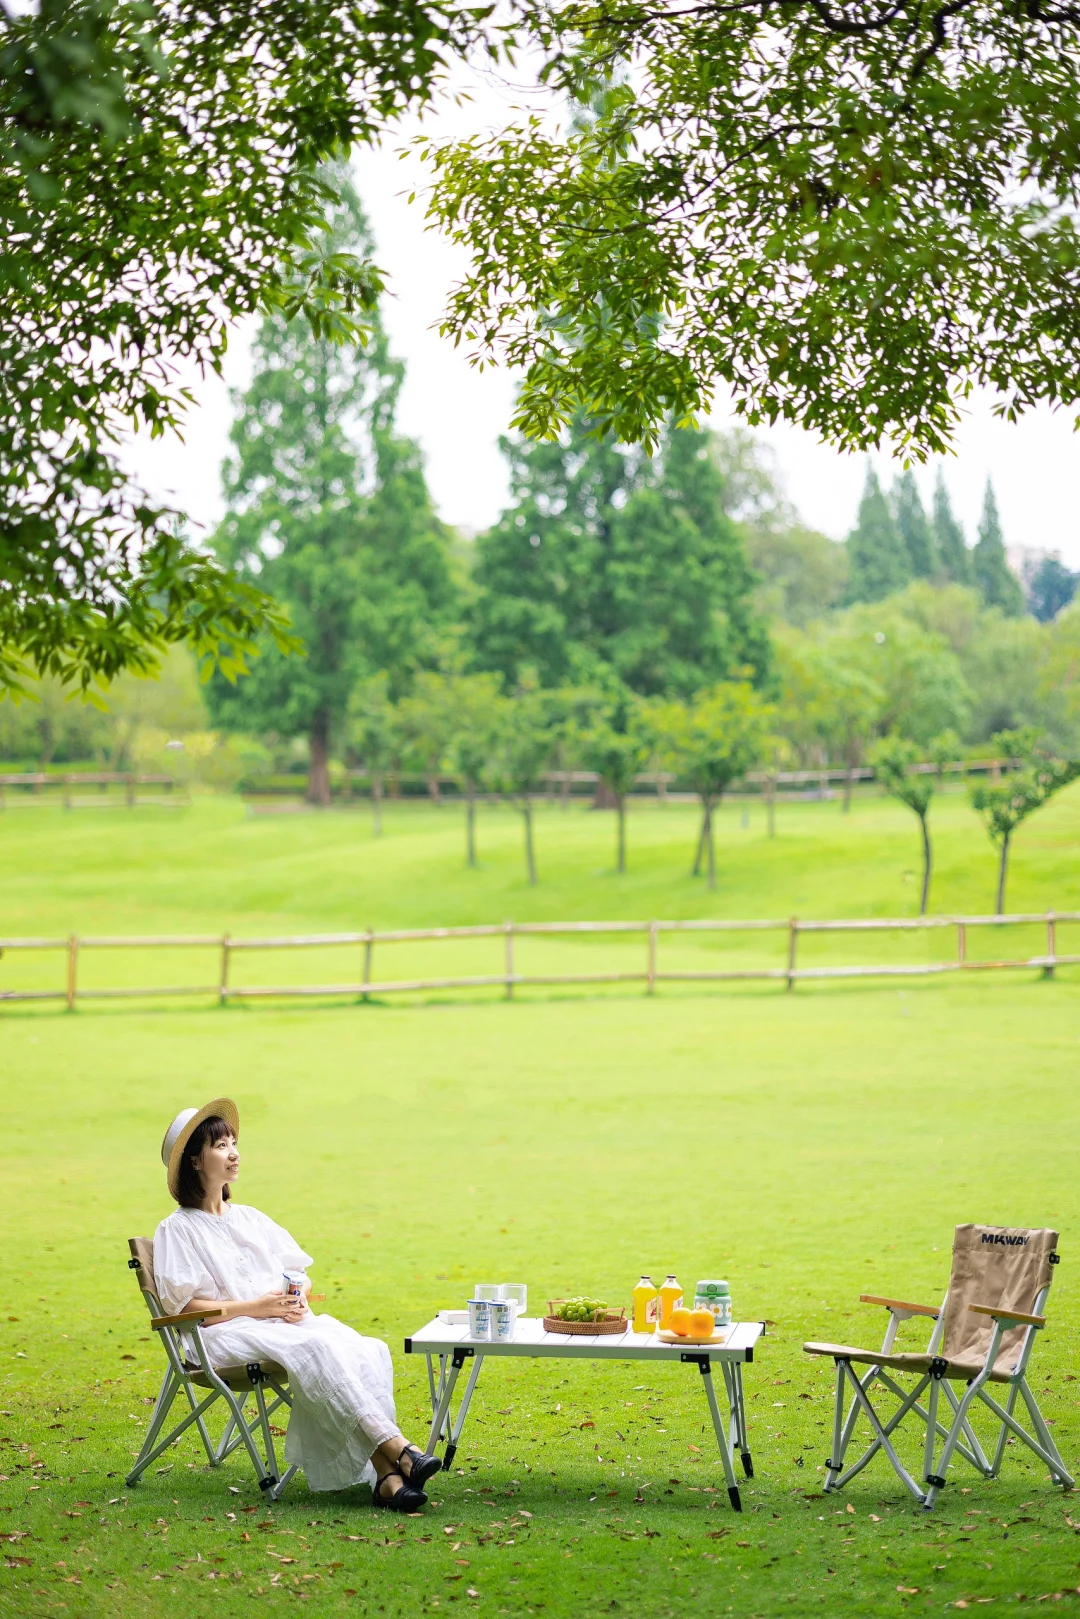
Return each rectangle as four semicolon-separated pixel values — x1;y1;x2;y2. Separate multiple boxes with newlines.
468;1282;527;1342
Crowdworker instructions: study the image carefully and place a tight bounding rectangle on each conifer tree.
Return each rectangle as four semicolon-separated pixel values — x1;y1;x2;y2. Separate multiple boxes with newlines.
892;471;937;578
207;169;458;806
469;416;769;697
845;466;910;604
932;470;971;585
973;481;1024;618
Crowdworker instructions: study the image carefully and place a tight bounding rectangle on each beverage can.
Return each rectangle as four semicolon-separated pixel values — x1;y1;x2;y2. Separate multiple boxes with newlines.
468;1299;492;1340
283;1270;306;1306
490;1300;515;1343
694;1280;731;1327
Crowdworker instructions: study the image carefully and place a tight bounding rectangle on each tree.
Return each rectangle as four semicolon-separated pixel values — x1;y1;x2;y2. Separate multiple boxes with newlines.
933;472;971;586
207;172;458;805
970;732;1080;914
845;467;910;605
444;674;504;868
579;692;651;874
1028;557;1079;625
658;683;771;889
425;11;1080;457
803;647;884;812
0;2;488;696
870;732;956;915
469;415;769;696
348;675;398;837
490;691;555;886
398;672;457;805
973;482;1024;618
893;472;937;580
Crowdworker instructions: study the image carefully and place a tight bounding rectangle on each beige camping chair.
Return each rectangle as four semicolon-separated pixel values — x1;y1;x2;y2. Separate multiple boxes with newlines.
126;1238;297;1500
804;1224;1072;1509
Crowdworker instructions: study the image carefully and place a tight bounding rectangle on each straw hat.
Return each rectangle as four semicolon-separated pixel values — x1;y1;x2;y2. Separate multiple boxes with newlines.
161;1098;240;1199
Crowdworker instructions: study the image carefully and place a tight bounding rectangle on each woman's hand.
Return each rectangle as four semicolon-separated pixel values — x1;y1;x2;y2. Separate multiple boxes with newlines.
252;1290;307;1324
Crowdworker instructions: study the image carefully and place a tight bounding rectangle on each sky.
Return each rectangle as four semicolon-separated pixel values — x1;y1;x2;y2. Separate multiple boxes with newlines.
120;85;1080;567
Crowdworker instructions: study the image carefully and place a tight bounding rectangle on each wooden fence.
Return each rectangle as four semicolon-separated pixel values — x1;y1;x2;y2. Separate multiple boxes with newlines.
0;912;1076;1009
0;773;183;808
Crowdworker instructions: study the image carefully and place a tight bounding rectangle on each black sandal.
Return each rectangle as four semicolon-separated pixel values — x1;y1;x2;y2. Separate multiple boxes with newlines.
399;1444;442;1492
373;1470;427;1513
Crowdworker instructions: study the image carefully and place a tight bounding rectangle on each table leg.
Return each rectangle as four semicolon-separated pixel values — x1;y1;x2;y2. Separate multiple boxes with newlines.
427;1355;452;1445
442;1355;485;1471
729;1362;754;1478
696;1360;742;1511
425;1353;467;1460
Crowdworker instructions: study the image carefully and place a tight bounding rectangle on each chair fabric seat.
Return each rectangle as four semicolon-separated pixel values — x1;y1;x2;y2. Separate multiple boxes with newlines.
803;1341;1013;1384
184;1360;289;1391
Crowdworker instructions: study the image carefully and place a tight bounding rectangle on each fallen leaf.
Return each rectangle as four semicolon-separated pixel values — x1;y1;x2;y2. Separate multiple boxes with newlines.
846;1503;856;1515
3;1556;31;1568
896;1587;919;1596
580;1421;595;1430
467;1589;479;1599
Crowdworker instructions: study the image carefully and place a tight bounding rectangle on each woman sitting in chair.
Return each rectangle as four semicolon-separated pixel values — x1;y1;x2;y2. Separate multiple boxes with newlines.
153;1098;438;1512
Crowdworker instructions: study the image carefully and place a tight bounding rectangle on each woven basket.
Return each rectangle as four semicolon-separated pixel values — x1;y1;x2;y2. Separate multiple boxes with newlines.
544;1304;627;1336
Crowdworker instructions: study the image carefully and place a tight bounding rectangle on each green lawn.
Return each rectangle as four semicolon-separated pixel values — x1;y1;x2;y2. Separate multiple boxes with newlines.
2;792;1079;1617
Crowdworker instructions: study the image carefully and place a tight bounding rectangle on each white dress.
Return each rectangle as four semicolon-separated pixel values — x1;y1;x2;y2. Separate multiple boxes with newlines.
153;1203;401;1492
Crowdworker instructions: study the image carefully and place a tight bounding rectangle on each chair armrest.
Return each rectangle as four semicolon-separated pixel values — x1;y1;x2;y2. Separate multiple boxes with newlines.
151;1308;226;1329
968;1303;1046;1329
860;1294;940;1319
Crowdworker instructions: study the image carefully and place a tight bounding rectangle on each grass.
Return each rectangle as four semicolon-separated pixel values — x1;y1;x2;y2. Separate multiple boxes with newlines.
2;791;1080;1617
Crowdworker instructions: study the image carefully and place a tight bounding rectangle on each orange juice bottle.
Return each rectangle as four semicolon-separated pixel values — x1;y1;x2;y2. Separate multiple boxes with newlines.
658;1274;683;1330
632;1276;658;1334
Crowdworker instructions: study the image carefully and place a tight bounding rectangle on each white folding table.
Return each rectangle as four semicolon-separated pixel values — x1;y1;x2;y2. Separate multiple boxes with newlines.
404;1316;765;1511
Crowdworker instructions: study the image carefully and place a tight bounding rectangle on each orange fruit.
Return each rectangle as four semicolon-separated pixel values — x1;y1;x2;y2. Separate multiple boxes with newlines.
689;1308;716;1337
669;1307;693;1336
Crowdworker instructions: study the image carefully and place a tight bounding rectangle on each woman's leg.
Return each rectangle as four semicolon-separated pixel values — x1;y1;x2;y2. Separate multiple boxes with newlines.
370;1435;432;1498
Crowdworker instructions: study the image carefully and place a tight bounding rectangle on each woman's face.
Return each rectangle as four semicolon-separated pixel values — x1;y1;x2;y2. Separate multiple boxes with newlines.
193;1131;239;1193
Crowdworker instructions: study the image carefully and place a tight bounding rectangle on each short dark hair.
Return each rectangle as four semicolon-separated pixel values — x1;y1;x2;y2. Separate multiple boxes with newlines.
174;1115;234;1209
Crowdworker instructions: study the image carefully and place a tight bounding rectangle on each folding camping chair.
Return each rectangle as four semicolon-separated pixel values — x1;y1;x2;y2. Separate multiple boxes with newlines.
803;1224;1073;1509
125;1237;297;1500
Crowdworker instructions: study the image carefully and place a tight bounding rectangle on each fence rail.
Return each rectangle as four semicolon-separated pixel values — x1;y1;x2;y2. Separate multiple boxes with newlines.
0;911;1076;1009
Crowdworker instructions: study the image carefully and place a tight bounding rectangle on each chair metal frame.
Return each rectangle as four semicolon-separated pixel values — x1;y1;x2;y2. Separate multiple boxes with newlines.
126;1238;297;1501
811;1254;1073;1510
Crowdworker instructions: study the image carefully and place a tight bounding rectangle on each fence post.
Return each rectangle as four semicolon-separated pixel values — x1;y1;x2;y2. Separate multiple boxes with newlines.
647;922;658;995
63;775;72;812
1045;911;1056;979
504;921;515;1000
126;772;135;807
362;930;374;1001
957;920;966;969
219;934;231;1005
66;934;79;1011
786;918;798;991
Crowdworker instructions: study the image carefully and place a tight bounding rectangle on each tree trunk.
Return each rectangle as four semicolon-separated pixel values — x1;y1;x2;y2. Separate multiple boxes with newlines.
766;774;776;838
307;721;331;807
372;770;383;838
426;772;440;805
919;811;932;916
560;770;571;812
593;779;618;810
996;830;1011;916
466;781;477;867
843;764;854;813
705;796;717;890
692;806;708;876
522;796;537;885
616;796;626;873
